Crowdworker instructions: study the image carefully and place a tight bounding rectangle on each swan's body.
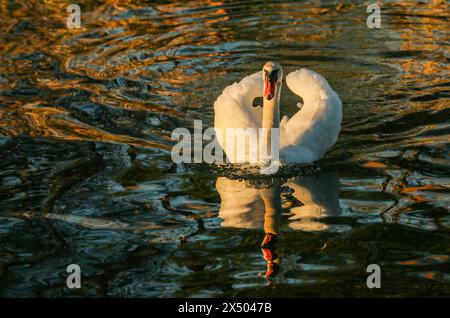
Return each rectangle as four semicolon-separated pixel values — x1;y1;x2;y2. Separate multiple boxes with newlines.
214;64;342;164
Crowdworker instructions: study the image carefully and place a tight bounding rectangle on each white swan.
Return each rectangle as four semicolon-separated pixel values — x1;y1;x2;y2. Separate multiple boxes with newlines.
214;62;342;164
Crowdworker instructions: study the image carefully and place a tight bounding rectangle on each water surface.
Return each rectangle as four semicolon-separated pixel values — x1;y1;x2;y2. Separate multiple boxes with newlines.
0;0;449;297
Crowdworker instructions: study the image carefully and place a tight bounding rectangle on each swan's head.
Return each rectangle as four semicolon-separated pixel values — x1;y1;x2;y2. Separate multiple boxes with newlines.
263;61;283;100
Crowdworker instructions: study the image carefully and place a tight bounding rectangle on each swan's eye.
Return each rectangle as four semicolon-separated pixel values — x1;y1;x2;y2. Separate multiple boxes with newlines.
264;69;279;82
270;69;279;82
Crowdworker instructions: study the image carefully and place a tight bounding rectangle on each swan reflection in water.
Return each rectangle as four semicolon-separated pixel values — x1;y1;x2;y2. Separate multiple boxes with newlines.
216;172;341;278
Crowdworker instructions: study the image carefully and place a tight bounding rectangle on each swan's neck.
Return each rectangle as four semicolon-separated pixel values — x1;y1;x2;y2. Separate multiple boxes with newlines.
262;84;281;155
262;86;280;129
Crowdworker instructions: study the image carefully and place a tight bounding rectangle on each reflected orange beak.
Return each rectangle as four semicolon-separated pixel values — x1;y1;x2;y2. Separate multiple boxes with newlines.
264;261;279;278
261;233;278;248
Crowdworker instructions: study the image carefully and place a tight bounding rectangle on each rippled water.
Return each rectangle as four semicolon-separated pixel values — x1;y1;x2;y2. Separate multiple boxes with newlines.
0;0;449;297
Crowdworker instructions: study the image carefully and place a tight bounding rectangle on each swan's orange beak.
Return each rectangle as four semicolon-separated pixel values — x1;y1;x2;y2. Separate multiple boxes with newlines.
264;75;276;100
264;69;279;100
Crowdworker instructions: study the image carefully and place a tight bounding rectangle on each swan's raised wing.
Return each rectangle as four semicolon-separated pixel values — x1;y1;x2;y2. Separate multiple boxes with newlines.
280;69;342;163
214;71;263;130
214;71;263;162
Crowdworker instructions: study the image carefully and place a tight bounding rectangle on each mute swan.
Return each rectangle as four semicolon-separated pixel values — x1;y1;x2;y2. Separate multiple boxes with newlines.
214;62;342;165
